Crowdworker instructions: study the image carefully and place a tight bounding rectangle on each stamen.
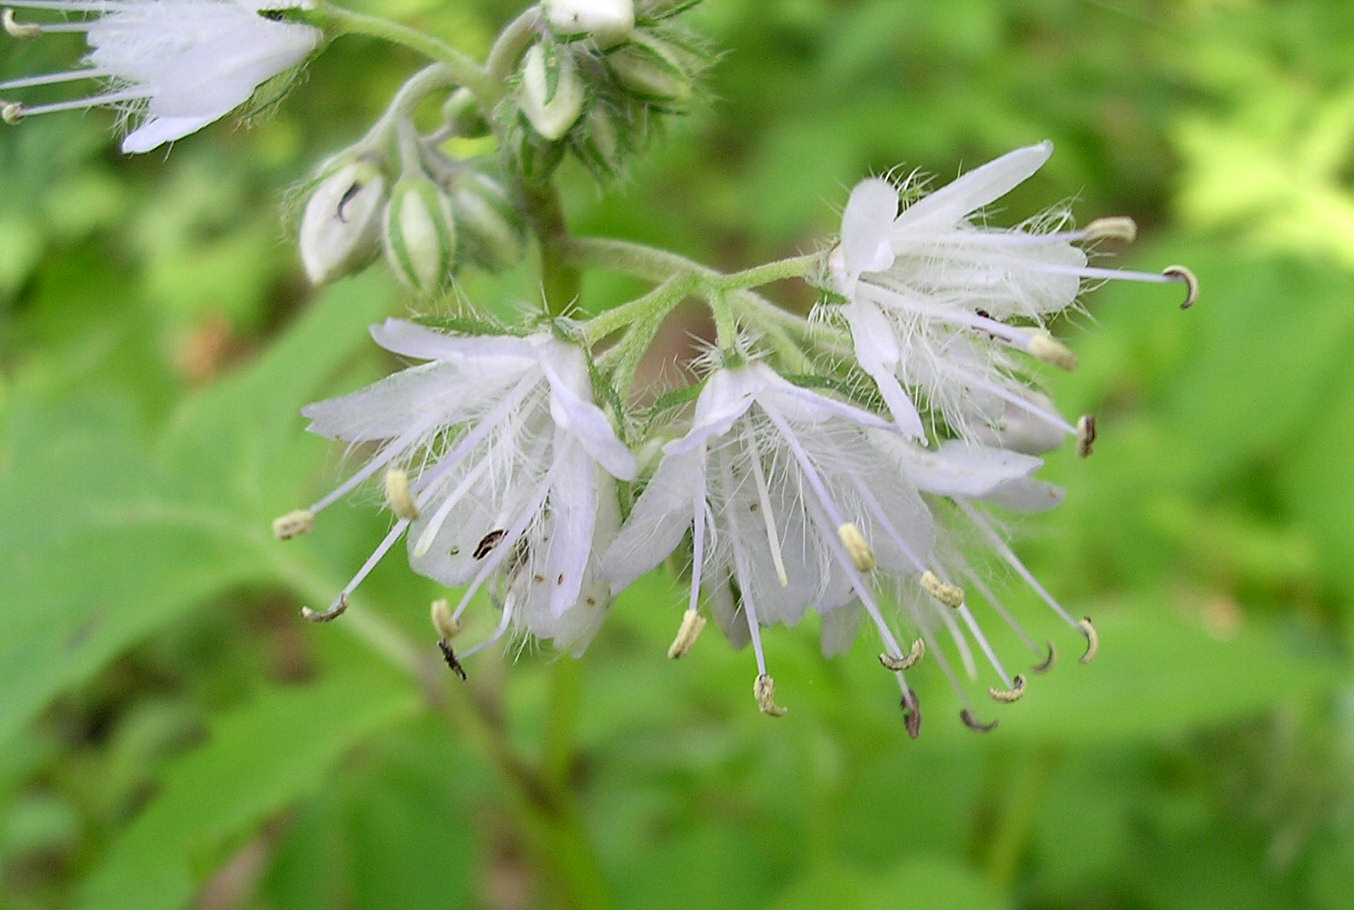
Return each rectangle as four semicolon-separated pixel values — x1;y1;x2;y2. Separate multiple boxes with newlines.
1084;216;1138;244
747;443;790;587
384;468;420;520
879;638;924;671
2;102;23;124
989;674;1027;703
302;592;348;623
1032;641;1057;673
920;570;965;608
1076;414;1096;458
430;598;460;639
1078;616;1099;663
837;522;875;572
272;509;315;540
667;608;706;659
1028;332;1078;371
754;673;788;717
1164;264;1199;309
437;639;468;680
3;9;41;38
900;688;922;739
960;709;998;732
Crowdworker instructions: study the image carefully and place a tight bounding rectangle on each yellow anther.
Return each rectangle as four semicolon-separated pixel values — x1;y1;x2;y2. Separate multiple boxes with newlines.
667;608;707;659
878;638;925;672
920;570;965;608
1077;616;1100;663
837;522;876;572
272;509;315;540
1076;414;1097;459
1163;264;1199;309
302;592;348;623
3;9;42;38
754;673;788;717
430;598;461;640
2;102;24;125
1084;216;1138;244
384;468;420;520
989;674;1027;703
1028;331;1078;371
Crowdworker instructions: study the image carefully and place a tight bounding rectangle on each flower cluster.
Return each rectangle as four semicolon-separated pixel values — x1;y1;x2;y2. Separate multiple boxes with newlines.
4;0;1195;732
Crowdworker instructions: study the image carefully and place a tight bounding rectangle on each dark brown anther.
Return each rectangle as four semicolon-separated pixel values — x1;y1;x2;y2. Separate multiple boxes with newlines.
473;529;506;560
900;689;922;739
960;709;998;732
1032;641;1057;673
301;592;348;623
438;639;468;680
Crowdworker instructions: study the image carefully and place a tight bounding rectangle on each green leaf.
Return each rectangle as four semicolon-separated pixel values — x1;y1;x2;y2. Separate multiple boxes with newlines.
0;274;392;750
74;676;420;910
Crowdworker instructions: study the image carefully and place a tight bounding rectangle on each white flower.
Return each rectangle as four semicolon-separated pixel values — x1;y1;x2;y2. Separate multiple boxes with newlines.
0;0;322;153
280;319;637;657
602;362;943;714
828;142;1193;448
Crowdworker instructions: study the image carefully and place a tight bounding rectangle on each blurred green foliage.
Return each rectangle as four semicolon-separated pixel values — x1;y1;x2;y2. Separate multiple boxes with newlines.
3;1;1353;908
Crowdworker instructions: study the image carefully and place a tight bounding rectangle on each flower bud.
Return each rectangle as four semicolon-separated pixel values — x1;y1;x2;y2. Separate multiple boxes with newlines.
442;87;490;139
544;0;634;47
606;32;693;104
450;173;526;273
382;177;456;295
299;160;388;285
519;42;586;141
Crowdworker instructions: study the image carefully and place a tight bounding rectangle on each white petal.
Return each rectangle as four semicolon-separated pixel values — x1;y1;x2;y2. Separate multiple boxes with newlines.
370;318;534;363
894;142;1053;231
839;177;899;283
600;448;703;592
543;439;597;617
884;437;1045;499
983;477;1065;513
120;114;216;152
301;362;460;441
843;301;926;439
819;601;862;657
538;339;636;481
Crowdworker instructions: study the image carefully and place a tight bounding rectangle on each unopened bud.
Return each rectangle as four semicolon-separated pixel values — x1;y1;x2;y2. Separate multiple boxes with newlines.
544;0;634;47
451;173;526;272
666;608;706;659
383;178;456;295
272;509;315;540
920;570;965;608
519;42;586;141
299;160;388;285
606;32;693;104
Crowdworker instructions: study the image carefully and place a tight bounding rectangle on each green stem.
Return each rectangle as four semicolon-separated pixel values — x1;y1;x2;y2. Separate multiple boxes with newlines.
313;2;490;99
978;743;1060;890
723;252;821;290
484;8;544;104
522;182;582;316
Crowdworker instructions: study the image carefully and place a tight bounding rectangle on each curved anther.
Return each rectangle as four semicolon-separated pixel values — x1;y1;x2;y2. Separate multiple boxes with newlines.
989;674;1027;703
1076;414;1097;458
2;102;24;125
437;638;468;680
960;709;998;732
384;468;420;520
3;9;42;39
837;522;876;572
667;608;707;659
301;592;348;623
920;570;965;608
1077;616;1099;663
272;509;315;540
1163;265;1199;309
1029;332;1078;371
1085;216;1138;244
900;688;922;739
1032;641;1057;673
755;673;788;717
879;638;925;672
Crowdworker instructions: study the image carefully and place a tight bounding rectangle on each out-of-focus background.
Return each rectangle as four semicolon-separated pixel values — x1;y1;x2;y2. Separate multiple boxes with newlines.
3;1;1352;907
